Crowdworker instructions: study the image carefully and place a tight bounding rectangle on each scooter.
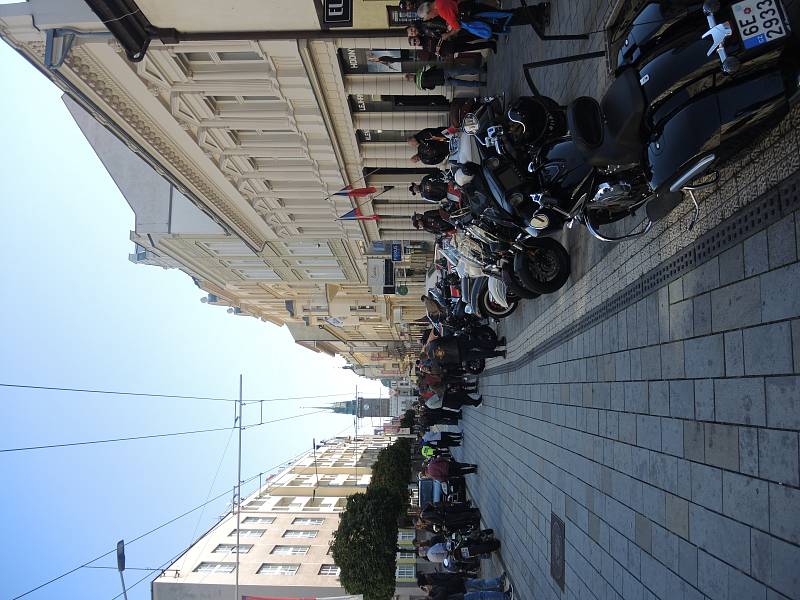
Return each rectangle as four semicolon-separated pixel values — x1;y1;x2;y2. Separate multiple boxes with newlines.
520;0;800;241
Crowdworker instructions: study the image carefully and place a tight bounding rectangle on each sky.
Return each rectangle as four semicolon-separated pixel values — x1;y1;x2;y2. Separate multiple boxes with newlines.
0;41;386;600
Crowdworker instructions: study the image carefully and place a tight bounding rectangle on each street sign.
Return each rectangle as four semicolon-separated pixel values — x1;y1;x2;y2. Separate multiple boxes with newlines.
391;241;403;262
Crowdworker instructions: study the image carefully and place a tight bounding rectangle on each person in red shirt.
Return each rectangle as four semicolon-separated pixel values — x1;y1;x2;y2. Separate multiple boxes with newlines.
422;455;478;481
418;0;550;39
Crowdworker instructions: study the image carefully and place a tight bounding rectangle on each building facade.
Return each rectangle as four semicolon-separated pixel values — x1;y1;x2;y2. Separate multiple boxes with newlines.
152;434;427;600
0;0;465;381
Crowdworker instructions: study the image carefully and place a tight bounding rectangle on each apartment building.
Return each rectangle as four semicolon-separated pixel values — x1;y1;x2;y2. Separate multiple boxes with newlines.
152;434;427;600
0;0;470;380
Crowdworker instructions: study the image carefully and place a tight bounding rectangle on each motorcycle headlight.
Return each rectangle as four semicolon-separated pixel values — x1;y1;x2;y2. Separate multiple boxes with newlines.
462;113;480;135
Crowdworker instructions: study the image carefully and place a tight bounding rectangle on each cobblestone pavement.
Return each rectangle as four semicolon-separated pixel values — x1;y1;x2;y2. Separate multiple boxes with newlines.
453;2;800;600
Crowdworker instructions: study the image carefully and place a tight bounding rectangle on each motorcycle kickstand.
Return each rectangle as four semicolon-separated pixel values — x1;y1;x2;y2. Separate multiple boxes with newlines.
681;170;717;231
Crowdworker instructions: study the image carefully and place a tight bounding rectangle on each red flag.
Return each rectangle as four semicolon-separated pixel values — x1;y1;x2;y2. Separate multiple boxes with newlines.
333;186;377;198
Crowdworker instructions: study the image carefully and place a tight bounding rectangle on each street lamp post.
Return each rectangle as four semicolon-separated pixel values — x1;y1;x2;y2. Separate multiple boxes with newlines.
116;540;129;600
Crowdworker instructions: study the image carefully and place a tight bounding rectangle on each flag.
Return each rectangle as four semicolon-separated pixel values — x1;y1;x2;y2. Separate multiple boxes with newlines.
337;208;380;221
332;186;377;197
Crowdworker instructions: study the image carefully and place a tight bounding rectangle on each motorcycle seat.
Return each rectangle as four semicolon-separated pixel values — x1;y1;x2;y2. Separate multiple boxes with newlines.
567;66;646;166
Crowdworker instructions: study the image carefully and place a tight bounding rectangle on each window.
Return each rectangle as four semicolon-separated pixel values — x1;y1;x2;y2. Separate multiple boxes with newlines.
213;544;252;554
257;563;300;576
396;565;416;579
194;562;235;573
292;518;324;526
283;530;318;539
244;500;266;508
218;51;262;61
243;516;275;524
398;531;415;541
230;529;265;538
397;551;416;559
319;565;341;576
271;545;309;556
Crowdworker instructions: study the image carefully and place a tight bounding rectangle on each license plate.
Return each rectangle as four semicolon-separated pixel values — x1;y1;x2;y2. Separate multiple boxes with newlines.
732;0;787;49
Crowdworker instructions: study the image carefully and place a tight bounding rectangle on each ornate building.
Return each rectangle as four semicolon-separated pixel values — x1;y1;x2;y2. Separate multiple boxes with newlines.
0;0;463;380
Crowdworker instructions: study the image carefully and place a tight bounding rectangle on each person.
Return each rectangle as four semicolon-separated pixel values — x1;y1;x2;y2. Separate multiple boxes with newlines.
410;172;450;203
407;65;485;90
408;127;451;165
420;406;461;426
408;33;496;59
422;430;462;446
418;0;550;39
441;387;482;409
423;455;478;481
419;500;482;530
412;209;455;234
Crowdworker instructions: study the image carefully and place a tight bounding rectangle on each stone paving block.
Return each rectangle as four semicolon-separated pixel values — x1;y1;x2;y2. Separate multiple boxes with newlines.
614;351;631;381
711;277;762;332
670;299;694;340
658;286;671;344
661;341;686;379
765;376;800;429
724;330;745;376
640;345;662;380
714;377;766;426
642;484;666;526
665;493;689;539
758;429;800;486
767;214;797;269
752;529;800;599
629;349;642;381
651;523;680;571
719;244;744;286
689;504;751;572
685;334;726;379
619;413;636;444
649;381;669;416
761;262;800;321
698;549;731;600
636;415;661;451
728;569;768;600
640;552;668;599
684;421;705;461
769;483;800;545
625;381;649;414
628;539;642;578
721;471;769;529
650;452;678;494
739;426;760;476
610;382;625;411
704;423;740;471
661;418;684;457
744;230;770;277
793;319;800;373
669;278;684;304
677;459;692;500
691;462;722;511
669;380;695;419
635;512;652;552
694;293;712;336
684;257;721;298
631;446;650;481
678;537;698;586
743;322;794;376
694;379;715;420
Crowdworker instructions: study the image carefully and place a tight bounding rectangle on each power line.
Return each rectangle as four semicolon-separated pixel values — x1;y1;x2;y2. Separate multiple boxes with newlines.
0;410;329;454
0;382;353;404
11;450;310;600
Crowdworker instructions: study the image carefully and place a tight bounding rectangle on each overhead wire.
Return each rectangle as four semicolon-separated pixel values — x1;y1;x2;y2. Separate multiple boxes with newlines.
0;382;353;404
0;409;330;454
12;449;312;600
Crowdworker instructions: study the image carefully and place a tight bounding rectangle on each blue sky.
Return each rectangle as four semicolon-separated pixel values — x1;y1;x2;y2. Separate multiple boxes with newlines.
0;41;386;600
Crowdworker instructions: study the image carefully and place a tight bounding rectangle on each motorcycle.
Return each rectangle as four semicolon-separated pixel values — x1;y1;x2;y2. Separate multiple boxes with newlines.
513;0;800;241
442;528;501;573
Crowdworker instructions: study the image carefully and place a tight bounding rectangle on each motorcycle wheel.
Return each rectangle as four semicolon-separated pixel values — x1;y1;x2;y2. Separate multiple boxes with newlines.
513;237;571;294
465;359;485;374
501;262;539;300
475;283;518;319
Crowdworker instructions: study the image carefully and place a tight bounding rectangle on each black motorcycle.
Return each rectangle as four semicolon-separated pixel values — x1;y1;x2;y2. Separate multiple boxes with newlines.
470;0;800;241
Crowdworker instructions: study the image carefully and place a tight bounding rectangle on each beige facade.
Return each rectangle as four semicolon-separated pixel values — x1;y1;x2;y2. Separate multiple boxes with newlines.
152;434;426;600
0;0;456;382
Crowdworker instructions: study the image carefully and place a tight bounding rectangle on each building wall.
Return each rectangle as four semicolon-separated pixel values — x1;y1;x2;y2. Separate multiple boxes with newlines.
151;434;426;600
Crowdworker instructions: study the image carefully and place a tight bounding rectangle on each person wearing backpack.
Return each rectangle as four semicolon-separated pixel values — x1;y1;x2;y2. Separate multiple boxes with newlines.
418;0;550;39
406;65;485;90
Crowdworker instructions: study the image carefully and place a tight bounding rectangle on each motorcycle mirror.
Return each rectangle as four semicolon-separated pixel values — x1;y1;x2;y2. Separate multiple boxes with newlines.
462;113;480;135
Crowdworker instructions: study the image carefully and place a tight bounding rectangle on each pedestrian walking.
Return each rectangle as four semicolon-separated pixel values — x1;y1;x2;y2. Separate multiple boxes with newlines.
407;65;485;90
422;455;478;481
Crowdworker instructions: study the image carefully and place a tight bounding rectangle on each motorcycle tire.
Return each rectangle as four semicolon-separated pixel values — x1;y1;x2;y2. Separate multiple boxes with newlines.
501;262;539;300
513;237;571;295
475;281;518;320
465;359;485;374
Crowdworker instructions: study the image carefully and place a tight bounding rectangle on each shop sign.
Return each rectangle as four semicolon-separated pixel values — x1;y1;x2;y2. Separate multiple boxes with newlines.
323;0;352;26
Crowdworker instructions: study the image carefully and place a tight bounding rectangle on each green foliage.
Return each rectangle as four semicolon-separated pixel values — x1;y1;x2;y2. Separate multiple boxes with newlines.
370;437;412;499
331;486;404;600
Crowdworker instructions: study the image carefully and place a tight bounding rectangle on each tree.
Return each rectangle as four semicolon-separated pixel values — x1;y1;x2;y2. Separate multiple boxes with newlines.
331;486;404;600
400;409;415;429
369;437;412;499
